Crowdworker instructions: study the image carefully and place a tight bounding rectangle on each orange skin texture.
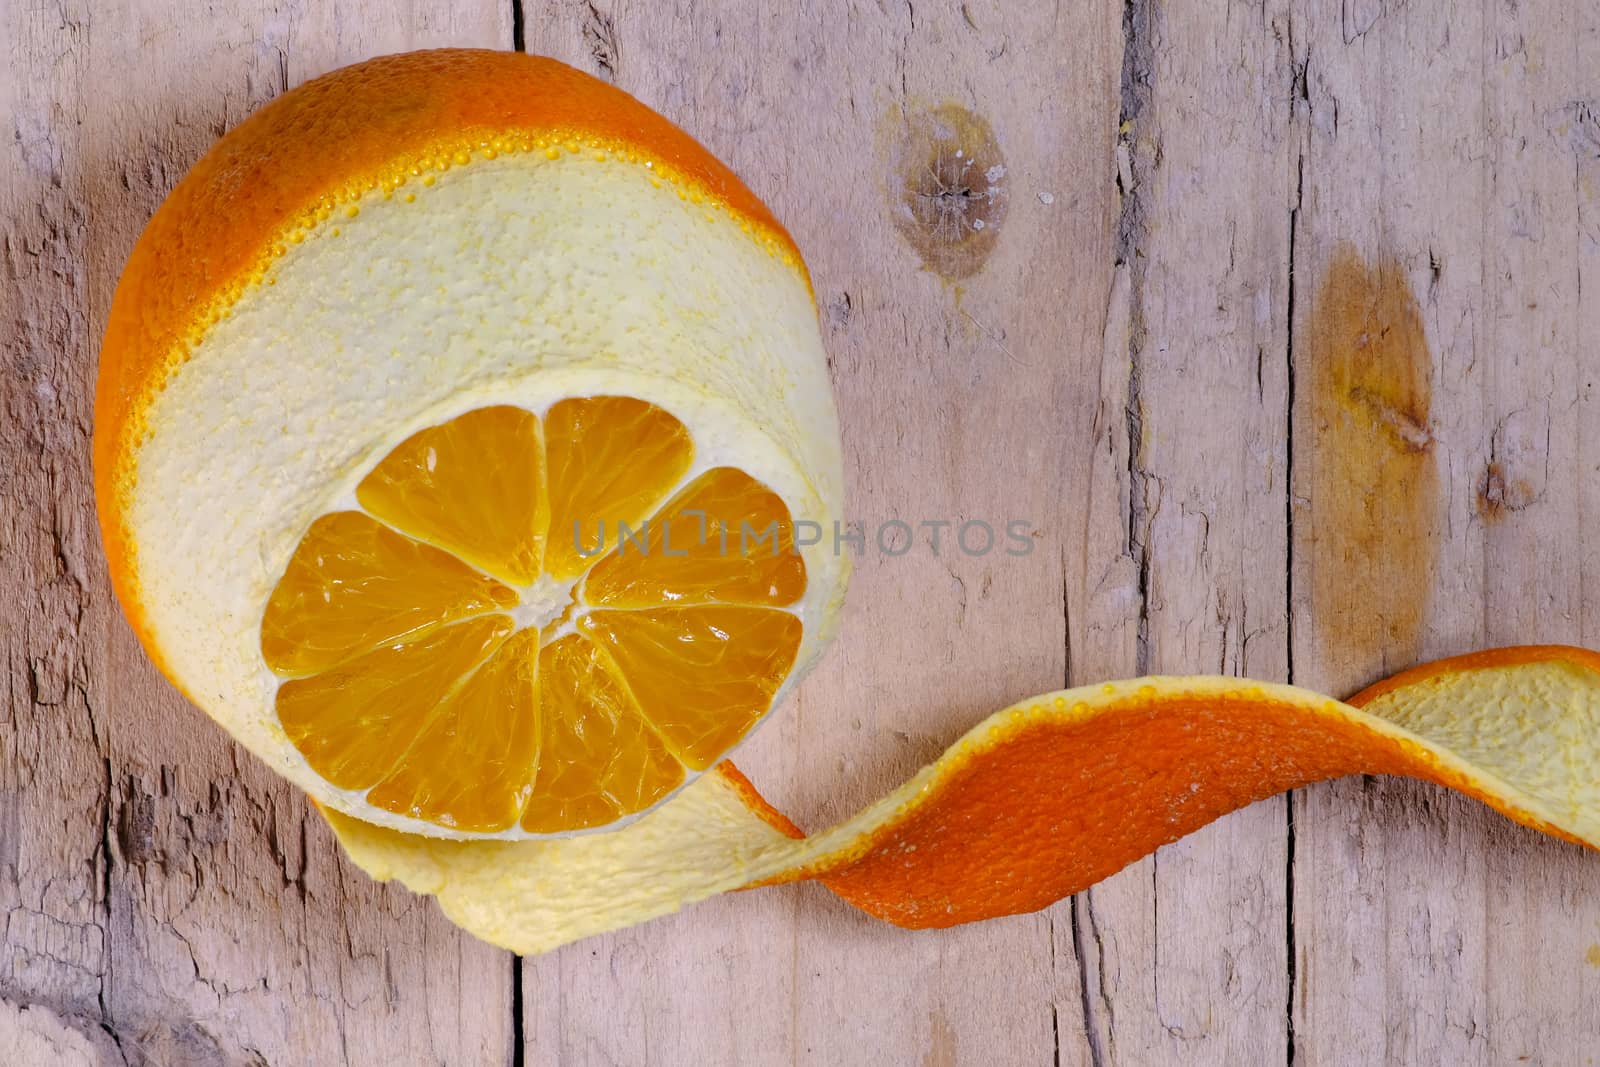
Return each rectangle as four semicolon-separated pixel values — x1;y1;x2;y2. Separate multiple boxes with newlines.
94;49;807;679
725;647;1598;929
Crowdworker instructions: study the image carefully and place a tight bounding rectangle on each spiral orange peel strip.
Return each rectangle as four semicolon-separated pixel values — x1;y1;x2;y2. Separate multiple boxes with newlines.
323;644;1600;954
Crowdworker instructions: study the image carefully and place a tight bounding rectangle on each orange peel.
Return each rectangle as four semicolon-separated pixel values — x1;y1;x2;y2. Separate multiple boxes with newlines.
326;644;1600;953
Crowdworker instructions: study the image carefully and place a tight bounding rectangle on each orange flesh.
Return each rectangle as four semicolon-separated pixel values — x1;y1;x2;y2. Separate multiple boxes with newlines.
583;467;808;607
544;396;695;581
357;405;548;585
260;511;517;677
260;396;805;834
522;636;684;833
580;606;803;768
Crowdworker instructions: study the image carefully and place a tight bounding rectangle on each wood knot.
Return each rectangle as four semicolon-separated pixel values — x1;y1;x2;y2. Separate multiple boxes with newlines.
889;104;1006;279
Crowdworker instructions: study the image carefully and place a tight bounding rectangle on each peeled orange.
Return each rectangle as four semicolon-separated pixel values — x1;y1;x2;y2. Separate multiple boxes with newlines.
96;50;846;839
98;50;1600;957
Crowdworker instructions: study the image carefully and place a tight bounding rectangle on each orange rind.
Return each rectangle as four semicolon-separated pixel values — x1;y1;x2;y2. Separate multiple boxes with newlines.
327;645;1600;953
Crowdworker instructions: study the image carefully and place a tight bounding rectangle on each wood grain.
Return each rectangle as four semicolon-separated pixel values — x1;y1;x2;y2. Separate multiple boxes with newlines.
1288;0;1600;1062
3;3;515;1064
4;0;1600;1064
1069;0;1298;1062
521;2;1119;1063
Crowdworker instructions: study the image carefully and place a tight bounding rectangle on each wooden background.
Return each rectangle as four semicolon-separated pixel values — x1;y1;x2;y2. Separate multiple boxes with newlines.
4;0;1600;1063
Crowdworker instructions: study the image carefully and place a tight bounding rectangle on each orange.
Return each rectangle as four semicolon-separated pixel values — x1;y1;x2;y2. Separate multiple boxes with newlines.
95;50;846;838
97;50;1599;955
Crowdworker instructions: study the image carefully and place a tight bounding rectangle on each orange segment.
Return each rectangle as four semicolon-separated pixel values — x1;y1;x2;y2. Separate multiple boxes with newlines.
261;511;517;677
357;405;548;585
520;636;685;833
578;606;803;768
543;396;694;580
278;615;513;791
366;628;543;833
584;467;807;608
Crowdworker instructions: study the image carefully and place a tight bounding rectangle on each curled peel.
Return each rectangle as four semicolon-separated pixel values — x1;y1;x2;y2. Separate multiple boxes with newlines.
324;646;1600;954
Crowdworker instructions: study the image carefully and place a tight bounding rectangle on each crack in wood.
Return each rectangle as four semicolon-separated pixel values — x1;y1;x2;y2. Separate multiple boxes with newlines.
1117;0;1154;680
582;2;619;82
1284;792;1298;1067
97;756;116;1044
1066;2;1157;1059
511;955;525;1066
1069;893;1109;1067
1284;133;1305;1067
1047;912;1063;1067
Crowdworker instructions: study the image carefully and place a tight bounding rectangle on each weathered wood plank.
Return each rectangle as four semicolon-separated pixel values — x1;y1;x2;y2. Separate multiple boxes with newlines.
521;1;1122;1063
1069;0;1300;1062
7;1;1600;1063
2;2;113;1048
3;4;517;1063
1290;0;1600;1062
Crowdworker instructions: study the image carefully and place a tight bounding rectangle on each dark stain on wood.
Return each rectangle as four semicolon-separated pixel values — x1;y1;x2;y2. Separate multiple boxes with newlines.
922;1010;958;1067
889;104;1006;279
116;775;160;867
1476;409;1548;521
1305;245;1439;675
1477;461;1539;520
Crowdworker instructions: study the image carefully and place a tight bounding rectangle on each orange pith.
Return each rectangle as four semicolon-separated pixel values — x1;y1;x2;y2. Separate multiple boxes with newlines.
260;395;806;834
95;51;810;679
